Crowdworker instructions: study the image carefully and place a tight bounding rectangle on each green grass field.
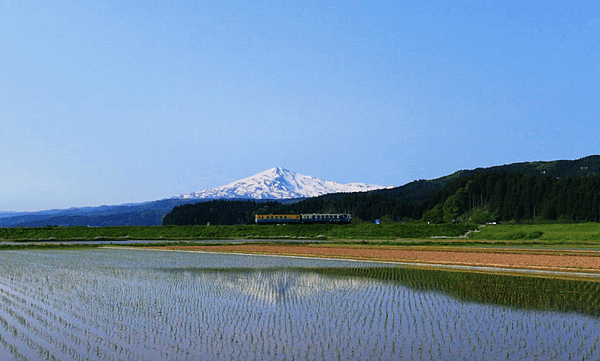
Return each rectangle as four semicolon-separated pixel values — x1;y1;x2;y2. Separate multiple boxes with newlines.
2;222;600;249
0;223;473;242
469;223;600;245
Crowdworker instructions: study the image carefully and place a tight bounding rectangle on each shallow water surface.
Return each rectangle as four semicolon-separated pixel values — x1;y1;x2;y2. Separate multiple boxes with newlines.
0;249;598;360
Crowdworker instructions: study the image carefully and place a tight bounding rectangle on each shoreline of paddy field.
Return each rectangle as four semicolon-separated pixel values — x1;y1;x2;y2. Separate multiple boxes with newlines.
135;244;600;281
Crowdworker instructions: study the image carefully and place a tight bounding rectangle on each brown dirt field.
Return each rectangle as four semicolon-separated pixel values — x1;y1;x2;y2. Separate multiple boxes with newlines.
155;244;600;274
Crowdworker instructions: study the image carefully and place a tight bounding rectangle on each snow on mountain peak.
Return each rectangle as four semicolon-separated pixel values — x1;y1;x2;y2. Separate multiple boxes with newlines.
174;167;393;200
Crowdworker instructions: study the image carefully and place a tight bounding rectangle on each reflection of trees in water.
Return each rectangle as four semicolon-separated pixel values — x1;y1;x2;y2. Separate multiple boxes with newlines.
344;266;600;317
174;266;600;317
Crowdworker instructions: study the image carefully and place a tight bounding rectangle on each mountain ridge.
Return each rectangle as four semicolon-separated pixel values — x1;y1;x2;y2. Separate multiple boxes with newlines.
1;156;599;227
370;155;600;203
174;167;393;200
0;167;391;227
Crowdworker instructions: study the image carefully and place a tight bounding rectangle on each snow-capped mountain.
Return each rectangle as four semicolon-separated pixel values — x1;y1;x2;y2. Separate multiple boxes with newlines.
174;167;393;200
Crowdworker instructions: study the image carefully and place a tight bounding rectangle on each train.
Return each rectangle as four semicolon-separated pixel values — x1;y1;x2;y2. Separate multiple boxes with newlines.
255;213;352;225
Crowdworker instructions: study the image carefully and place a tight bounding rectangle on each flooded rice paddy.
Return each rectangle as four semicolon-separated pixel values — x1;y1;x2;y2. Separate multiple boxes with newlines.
0;248;598;360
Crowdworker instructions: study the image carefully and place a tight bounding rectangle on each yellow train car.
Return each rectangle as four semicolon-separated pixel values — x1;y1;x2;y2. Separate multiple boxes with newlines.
254;214;302;224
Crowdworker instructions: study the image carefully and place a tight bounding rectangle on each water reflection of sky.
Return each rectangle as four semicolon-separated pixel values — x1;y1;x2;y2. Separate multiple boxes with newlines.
0;249;597;361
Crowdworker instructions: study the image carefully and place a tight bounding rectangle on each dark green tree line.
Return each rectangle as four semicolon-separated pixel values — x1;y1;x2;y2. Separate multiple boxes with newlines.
163;193;424;226
423;171;600;223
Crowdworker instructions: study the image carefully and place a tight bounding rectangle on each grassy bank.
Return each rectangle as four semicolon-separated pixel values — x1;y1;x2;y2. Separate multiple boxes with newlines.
4;222;600;248
0;223;474;242
469;223;600;245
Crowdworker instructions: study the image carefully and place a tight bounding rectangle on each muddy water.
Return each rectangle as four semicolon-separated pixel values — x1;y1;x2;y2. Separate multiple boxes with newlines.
0;249;598;360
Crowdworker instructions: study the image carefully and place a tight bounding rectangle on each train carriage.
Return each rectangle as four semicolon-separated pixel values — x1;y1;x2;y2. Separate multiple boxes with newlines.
254;214;302;224
254;213;351;224
301;213;352;224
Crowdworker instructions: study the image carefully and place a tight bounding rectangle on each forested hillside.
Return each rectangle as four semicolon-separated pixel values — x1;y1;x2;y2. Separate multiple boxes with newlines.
422;171;600;223
163;200;285;226
164;159;600;226
162;196;423;225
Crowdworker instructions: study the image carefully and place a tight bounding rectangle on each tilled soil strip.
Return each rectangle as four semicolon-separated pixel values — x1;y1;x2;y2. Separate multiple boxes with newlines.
158;244;600;274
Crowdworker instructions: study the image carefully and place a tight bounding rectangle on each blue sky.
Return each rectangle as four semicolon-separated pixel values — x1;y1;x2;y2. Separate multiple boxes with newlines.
1;0;599;211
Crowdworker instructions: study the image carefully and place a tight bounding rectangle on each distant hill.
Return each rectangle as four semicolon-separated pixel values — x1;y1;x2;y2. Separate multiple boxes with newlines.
448;155;600;179
0;167;389;227
0;199;196;227
2;156;599;227
374;155;600;204
420;167;600;223
165;155;600;225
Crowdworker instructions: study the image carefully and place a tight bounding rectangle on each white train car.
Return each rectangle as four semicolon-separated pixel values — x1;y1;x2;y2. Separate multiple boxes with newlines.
301;213;352;224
